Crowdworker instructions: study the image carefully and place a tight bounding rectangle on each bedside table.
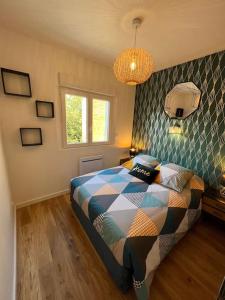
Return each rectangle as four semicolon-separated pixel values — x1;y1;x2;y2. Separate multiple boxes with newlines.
120;157;130;165
202;188;225;222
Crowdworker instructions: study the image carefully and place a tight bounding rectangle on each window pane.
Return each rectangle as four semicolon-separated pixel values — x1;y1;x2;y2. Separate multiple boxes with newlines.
65;94;87;144
92;99;110;142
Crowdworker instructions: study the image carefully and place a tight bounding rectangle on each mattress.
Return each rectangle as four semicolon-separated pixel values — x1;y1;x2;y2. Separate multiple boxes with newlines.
71;166;204;300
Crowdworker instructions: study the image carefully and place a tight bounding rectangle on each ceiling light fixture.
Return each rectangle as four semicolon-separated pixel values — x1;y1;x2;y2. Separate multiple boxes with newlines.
113;17;154;86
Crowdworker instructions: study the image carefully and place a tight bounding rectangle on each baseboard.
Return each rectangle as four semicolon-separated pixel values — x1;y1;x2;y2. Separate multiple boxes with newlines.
12;204;17;300
16;189;70;209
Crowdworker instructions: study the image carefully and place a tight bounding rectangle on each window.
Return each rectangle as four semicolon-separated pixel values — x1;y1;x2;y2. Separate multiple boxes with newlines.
61;88;112;147
65;94;87;144
92;99;110;142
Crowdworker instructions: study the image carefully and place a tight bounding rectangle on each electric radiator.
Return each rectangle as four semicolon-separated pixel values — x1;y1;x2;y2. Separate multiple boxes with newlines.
79;155;104;175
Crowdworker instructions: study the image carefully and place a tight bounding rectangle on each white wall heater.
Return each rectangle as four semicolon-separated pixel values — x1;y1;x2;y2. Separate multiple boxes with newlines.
79;155;104;175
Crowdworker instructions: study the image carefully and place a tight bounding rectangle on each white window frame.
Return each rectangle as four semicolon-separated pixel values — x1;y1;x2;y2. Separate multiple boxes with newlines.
60;87;113;148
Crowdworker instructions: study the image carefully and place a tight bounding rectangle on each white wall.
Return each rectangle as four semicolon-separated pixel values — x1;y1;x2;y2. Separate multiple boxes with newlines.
0;27;135;206
0;129;15;300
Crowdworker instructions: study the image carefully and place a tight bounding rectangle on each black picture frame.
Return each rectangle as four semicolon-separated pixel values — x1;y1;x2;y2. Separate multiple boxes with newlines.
36;100;54;118
1;68;32;97
20;128;42;146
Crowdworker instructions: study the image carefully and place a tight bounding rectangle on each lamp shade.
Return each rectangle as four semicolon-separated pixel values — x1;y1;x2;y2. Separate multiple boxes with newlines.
129;147;136;157
113;48;154;85
220;172;225;198
168;124;183;134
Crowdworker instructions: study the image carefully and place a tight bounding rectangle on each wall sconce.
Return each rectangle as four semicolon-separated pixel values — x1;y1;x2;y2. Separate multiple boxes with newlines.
168;123;183;134
129;147;137;158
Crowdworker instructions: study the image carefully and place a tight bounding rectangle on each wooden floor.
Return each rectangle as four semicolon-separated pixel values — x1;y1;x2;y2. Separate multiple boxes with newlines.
17;195;225;300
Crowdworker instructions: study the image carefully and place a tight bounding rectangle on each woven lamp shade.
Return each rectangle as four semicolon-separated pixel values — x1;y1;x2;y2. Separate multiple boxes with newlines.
113;48;154;85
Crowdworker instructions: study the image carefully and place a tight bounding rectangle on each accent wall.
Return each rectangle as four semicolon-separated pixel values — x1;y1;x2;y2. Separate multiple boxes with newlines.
132;51;225;189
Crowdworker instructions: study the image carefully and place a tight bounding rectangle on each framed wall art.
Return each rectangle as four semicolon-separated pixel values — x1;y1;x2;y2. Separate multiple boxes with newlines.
1;68;32;97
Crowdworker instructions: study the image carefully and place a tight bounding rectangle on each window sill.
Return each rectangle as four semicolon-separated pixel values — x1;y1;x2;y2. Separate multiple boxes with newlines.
63;141;113;149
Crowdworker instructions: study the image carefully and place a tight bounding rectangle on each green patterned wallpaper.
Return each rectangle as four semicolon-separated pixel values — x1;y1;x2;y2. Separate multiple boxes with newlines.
132;51;225;189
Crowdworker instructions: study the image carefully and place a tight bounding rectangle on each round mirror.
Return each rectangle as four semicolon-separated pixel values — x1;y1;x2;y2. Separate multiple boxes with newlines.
165;82;201;119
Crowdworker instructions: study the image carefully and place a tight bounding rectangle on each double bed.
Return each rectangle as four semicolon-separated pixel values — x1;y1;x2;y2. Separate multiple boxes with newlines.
70;164;204;300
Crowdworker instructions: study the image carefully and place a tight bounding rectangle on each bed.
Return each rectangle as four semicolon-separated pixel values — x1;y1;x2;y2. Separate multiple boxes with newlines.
70;165;204;300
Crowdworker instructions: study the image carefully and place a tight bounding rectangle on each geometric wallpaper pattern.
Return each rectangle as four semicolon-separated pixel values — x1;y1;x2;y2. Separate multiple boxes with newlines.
132;51;225;189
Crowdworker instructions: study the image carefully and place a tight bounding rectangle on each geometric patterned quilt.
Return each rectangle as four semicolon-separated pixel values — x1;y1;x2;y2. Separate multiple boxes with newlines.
71;166;204;300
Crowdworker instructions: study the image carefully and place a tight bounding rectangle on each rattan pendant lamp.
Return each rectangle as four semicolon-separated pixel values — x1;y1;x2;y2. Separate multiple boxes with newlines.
113;17;154;85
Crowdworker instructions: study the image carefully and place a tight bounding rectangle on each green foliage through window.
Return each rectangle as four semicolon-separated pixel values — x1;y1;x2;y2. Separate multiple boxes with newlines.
65;94;87;144
65;93;110;145
92;99;109;142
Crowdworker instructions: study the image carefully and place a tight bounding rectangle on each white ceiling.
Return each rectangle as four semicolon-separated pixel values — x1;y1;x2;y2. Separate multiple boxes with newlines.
0;0;225;71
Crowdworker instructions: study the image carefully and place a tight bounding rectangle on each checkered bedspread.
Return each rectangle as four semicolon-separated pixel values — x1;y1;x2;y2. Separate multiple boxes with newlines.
71;166;204;300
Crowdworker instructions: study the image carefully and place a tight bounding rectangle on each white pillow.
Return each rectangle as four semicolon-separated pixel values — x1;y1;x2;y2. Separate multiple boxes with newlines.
159;163;194;192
